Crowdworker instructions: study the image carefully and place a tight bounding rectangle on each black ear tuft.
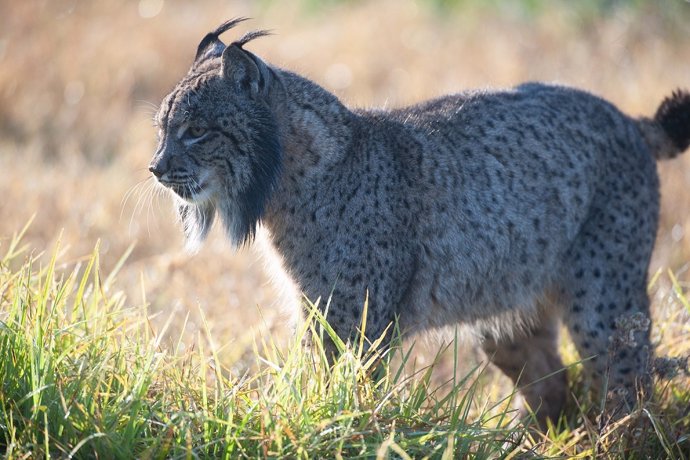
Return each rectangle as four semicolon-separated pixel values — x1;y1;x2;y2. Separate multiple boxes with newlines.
233;29;273;48
194;17;249;64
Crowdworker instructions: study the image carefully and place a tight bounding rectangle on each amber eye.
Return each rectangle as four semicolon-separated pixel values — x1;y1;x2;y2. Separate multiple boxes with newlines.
188;126;207;138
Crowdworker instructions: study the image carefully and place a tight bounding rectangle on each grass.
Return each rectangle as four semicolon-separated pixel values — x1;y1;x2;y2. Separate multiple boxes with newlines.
0;225;522;458
2;224;690;458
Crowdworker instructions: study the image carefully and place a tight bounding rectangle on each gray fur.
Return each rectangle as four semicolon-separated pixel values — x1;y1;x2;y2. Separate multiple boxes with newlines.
149;21;690;427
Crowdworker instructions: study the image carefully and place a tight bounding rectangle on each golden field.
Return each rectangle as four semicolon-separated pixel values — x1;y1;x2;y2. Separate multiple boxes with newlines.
1;0;689;395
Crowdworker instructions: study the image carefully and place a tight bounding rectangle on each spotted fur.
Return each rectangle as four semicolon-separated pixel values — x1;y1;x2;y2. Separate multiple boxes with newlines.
149;19;690;427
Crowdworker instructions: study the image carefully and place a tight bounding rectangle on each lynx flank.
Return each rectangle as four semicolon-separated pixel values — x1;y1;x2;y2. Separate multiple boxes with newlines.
149;19;690;427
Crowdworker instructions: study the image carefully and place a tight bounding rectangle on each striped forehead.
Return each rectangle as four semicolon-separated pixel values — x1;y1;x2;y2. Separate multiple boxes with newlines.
158;64;220;127
159;88;198;128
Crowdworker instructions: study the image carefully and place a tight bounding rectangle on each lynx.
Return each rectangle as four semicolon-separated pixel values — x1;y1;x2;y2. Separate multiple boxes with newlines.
149;19;690;426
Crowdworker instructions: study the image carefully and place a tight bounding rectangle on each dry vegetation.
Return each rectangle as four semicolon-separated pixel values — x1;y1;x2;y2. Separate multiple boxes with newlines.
1;0;690;455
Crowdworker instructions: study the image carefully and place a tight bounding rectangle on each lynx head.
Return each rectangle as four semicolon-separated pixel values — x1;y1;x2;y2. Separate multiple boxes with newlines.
149;18;281;250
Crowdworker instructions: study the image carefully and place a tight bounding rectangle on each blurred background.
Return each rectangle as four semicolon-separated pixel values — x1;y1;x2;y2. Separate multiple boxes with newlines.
1;0;689;378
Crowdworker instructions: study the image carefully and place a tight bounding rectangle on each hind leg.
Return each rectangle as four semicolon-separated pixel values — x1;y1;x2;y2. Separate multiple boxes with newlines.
560;218;654;417
562;275;652;414
481;312;567;428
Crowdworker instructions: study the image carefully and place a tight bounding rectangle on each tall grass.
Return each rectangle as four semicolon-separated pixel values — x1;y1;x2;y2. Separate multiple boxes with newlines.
2;225;690;458
0;226;526;459
3;0;690;362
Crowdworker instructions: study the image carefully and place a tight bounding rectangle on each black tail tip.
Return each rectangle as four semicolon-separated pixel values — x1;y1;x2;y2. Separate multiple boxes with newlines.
655;89;690;153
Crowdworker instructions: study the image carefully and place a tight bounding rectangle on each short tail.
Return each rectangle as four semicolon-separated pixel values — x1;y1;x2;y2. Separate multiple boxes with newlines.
638;89;690;160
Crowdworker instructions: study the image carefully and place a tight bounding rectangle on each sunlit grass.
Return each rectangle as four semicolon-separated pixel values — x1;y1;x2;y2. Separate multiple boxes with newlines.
2;0;690;373
0;227;527;459
1;224;689;458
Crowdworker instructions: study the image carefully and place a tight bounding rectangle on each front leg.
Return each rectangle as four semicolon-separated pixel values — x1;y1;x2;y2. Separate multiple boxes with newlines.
303;276;398;364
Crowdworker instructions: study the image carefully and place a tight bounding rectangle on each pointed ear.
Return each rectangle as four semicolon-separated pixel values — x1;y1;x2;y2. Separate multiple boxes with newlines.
221;45;264;96
195;39;225;64
193;17;249;66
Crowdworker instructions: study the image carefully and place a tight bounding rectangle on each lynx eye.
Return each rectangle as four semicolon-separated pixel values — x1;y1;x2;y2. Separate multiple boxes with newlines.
188;126;208;138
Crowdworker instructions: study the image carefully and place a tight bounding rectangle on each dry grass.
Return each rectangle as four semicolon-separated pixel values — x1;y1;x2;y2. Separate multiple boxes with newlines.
1;0;690;451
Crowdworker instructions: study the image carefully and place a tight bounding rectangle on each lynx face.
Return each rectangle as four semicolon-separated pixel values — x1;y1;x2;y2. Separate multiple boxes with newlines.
149;22;281;248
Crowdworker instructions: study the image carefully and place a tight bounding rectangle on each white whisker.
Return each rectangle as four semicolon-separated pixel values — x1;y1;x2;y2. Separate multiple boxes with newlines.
121;176;152;222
